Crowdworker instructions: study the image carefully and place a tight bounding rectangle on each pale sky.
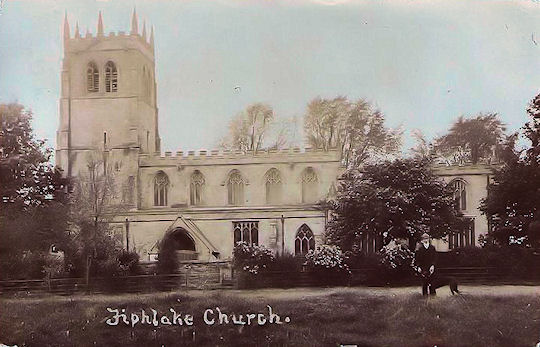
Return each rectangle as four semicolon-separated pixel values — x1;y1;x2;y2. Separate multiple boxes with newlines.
0;0;539;154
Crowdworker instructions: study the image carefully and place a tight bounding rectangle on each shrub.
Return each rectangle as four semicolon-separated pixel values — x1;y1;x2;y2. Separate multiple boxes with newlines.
344;251;382;269
305;245;350;285
117;250;140;275
380;240;414;271
43;253;66;279
157;240;178;274
377;240;416;284
268;254;306;272
438;245;540;278
232;242;275;275
305;244;350;272
0;250;48;280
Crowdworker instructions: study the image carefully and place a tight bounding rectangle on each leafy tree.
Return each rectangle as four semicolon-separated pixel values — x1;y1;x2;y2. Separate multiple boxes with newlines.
524;93;540;165
0;103;71;279
481;93;540;247
0;103;68;208
304;96;401;168
434;113;506;164
326;158;465;253
481;161;540;246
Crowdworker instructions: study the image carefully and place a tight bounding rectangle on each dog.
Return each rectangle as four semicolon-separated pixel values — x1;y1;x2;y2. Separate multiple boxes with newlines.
431;275;460;295
414;266;460;295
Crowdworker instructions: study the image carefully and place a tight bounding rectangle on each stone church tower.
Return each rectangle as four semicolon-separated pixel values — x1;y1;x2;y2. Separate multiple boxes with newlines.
56;10;159;206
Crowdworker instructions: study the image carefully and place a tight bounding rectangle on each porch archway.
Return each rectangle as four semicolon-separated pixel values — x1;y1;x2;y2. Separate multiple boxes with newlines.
161;228;198;261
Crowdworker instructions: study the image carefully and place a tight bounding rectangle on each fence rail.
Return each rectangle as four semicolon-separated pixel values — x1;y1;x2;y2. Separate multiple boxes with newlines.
1;266;537;295
0;262;227;296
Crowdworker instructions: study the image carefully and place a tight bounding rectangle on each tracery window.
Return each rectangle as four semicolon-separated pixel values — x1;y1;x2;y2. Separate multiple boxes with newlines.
265;168;282;205
449;218;475;249
87;62;99;92
190;170;205;206
227;170;245;205
233;221;259;245
450;179;467;211
295;224;315;255
105;61;118;92
153;171;169;206
301;167;318;203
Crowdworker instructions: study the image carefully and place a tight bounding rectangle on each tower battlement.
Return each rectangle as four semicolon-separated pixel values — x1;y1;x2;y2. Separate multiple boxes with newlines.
63;9;154;56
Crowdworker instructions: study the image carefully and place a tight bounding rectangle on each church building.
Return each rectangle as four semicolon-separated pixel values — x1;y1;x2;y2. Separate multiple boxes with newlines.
55;11;492;267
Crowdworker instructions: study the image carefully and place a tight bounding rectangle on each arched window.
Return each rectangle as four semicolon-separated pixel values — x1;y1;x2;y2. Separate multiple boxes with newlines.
86;62;99;92
227;170;245;205
450;179;467;211
190;170;205;206
265;168;282;205
154;171;169;206
295;224;315;255
105;61;118;92
301;167;318;203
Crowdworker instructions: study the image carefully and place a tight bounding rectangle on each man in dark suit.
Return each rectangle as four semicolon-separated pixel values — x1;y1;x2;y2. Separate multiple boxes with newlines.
415;233;438;296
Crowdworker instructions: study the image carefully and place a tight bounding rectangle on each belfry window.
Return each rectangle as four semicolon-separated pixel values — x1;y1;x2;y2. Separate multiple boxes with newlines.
227;170;245;205
86;62;99;92
295;224;315;255
190;170;205;206
301;167;318;203
154;171;169;206
265;168;282;205
105;61;118;92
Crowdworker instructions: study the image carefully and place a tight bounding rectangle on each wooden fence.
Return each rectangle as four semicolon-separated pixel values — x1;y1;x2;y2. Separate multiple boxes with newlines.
0;261;229;296
1;266;537;295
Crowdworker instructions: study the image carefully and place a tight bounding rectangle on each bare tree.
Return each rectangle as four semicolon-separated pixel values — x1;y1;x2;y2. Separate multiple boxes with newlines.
409;129;433;160
304;96;348;151
267;116;302;150
220;103;275;152
69;152;126;286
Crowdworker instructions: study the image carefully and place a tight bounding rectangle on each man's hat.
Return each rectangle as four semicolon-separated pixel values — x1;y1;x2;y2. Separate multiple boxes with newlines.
420;233;430;240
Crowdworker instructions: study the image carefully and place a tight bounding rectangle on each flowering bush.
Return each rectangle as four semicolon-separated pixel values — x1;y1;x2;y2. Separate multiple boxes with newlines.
305;245;350;273
232;242;275;275
379;240;414;270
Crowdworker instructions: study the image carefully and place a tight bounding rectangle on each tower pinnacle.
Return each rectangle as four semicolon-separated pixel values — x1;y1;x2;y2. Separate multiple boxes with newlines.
75;21;80;39
63;11;70;42
97;11;104;36
142;21;147;41
131;8;139;35
150;25;155;50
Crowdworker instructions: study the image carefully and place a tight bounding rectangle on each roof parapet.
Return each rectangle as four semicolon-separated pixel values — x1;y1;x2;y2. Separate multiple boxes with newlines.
147;147;337;161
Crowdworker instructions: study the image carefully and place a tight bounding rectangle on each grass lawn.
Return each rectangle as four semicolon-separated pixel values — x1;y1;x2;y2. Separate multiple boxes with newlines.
1;286;539;346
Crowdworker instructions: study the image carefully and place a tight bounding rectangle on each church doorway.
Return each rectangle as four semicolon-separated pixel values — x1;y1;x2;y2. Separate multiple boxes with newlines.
162;228;198;261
